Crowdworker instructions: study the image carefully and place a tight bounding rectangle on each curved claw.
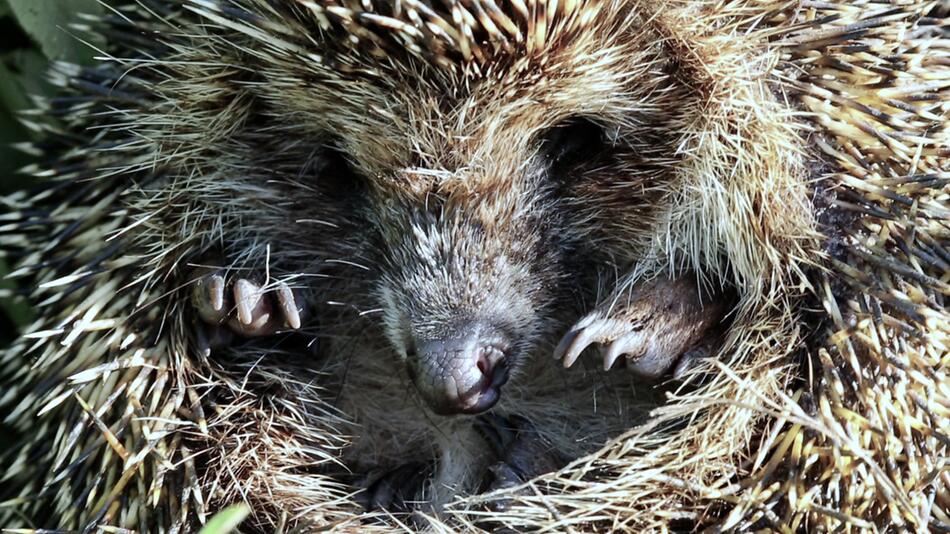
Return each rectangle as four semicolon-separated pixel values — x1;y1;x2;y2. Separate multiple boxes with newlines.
564;328;597;367
554;313;690;378
554;316;624;369
557;274;730;379
233;278;271;329
275;281;302;330
191;268;309;342
602;336;628;371
193;272;228;324
552;327;578;361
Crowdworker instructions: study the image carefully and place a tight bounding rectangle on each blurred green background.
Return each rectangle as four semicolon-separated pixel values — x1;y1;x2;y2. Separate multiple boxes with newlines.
0;0;105;341
0;0;105;450
0;5;251;530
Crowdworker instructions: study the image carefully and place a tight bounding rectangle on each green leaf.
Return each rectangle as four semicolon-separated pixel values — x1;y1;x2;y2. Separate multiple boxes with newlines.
0;59;29;123
7;0;104;64
0;59;33;195
0;101;30;192
198;504;251;534
0;2;9;18
0;49;54;193
0;49;52;113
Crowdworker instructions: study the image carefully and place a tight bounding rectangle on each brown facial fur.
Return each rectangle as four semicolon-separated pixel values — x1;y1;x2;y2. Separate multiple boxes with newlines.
215;3;701;414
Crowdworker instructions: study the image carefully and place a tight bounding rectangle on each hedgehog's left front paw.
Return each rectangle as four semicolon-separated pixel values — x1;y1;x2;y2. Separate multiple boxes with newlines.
191;268;307;340
554;274;729;379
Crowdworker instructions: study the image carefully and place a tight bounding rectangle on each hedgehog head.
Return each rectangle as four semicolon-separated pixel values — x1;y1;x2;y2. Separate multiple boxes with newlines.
250;3;685;414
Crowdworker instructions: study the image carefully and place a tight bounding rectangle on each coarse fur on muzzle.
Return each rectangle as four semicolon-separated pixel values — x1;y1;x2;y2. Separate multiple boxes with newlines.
374;166;566;415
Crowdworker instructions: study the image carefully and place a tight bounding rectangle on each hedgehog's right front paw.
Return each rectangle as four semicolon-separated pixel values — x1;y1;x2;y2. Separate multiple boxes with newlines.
554;274;730;379
476;414;564;511
358;462;430;515
191;269;307;341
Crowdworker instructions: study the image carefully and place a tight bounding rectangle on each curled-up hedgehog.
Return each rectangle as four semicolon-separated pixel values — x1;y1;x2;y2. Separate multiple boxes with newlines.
0;0;948;532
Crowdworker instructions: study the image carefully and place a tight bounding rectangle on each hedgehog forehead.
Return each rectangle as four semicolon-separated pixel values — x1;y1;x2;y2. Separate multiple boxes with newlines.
230;1;657;172
337;79;579;197
247;1;663;187
314;31;654;179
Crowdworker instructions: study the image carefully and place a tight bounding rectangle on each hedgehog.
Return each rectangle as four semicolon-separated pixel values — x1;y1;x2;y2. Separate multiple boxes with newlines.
0;0;948;532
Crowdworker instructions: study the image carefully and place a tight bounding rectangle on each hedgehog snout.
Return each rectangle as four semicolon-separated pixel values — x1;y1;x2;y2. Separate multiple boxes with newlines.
405;323;512;415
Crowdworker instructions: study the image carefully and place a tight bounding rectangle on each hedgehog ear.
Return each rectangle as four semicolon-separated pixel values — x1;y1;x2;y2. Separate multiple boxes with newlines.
539;117;608;177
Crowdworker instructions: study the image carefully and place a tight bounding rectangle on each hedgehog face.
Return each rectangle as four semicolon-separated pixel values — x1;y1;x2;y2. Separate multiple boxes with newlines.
258;5;682;414
343;108;665;415
369;149;563;415
277;58;679;415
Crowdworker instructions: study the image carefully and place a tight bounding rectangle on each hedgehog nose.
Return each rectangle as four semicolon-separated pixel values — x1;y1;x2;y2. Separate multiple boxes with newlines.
409;325;511;415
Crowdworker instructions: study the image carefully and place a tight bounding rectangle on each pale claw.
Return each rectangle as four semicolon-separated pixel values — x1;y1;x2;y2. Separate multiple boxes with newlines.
192;273;227;324
231;278;273;333
191;269;308;339
275;281;301;330
603;330;642;371
555;274;731;379
553;316;596;367
553;315;631;370
552;323;598;368
555;313;695;379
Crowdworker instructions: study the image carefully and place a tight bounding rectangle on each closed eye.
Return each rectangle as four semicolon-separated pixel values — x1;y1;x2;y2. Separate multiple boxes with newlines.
538;117;609;182
312;143;366;200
